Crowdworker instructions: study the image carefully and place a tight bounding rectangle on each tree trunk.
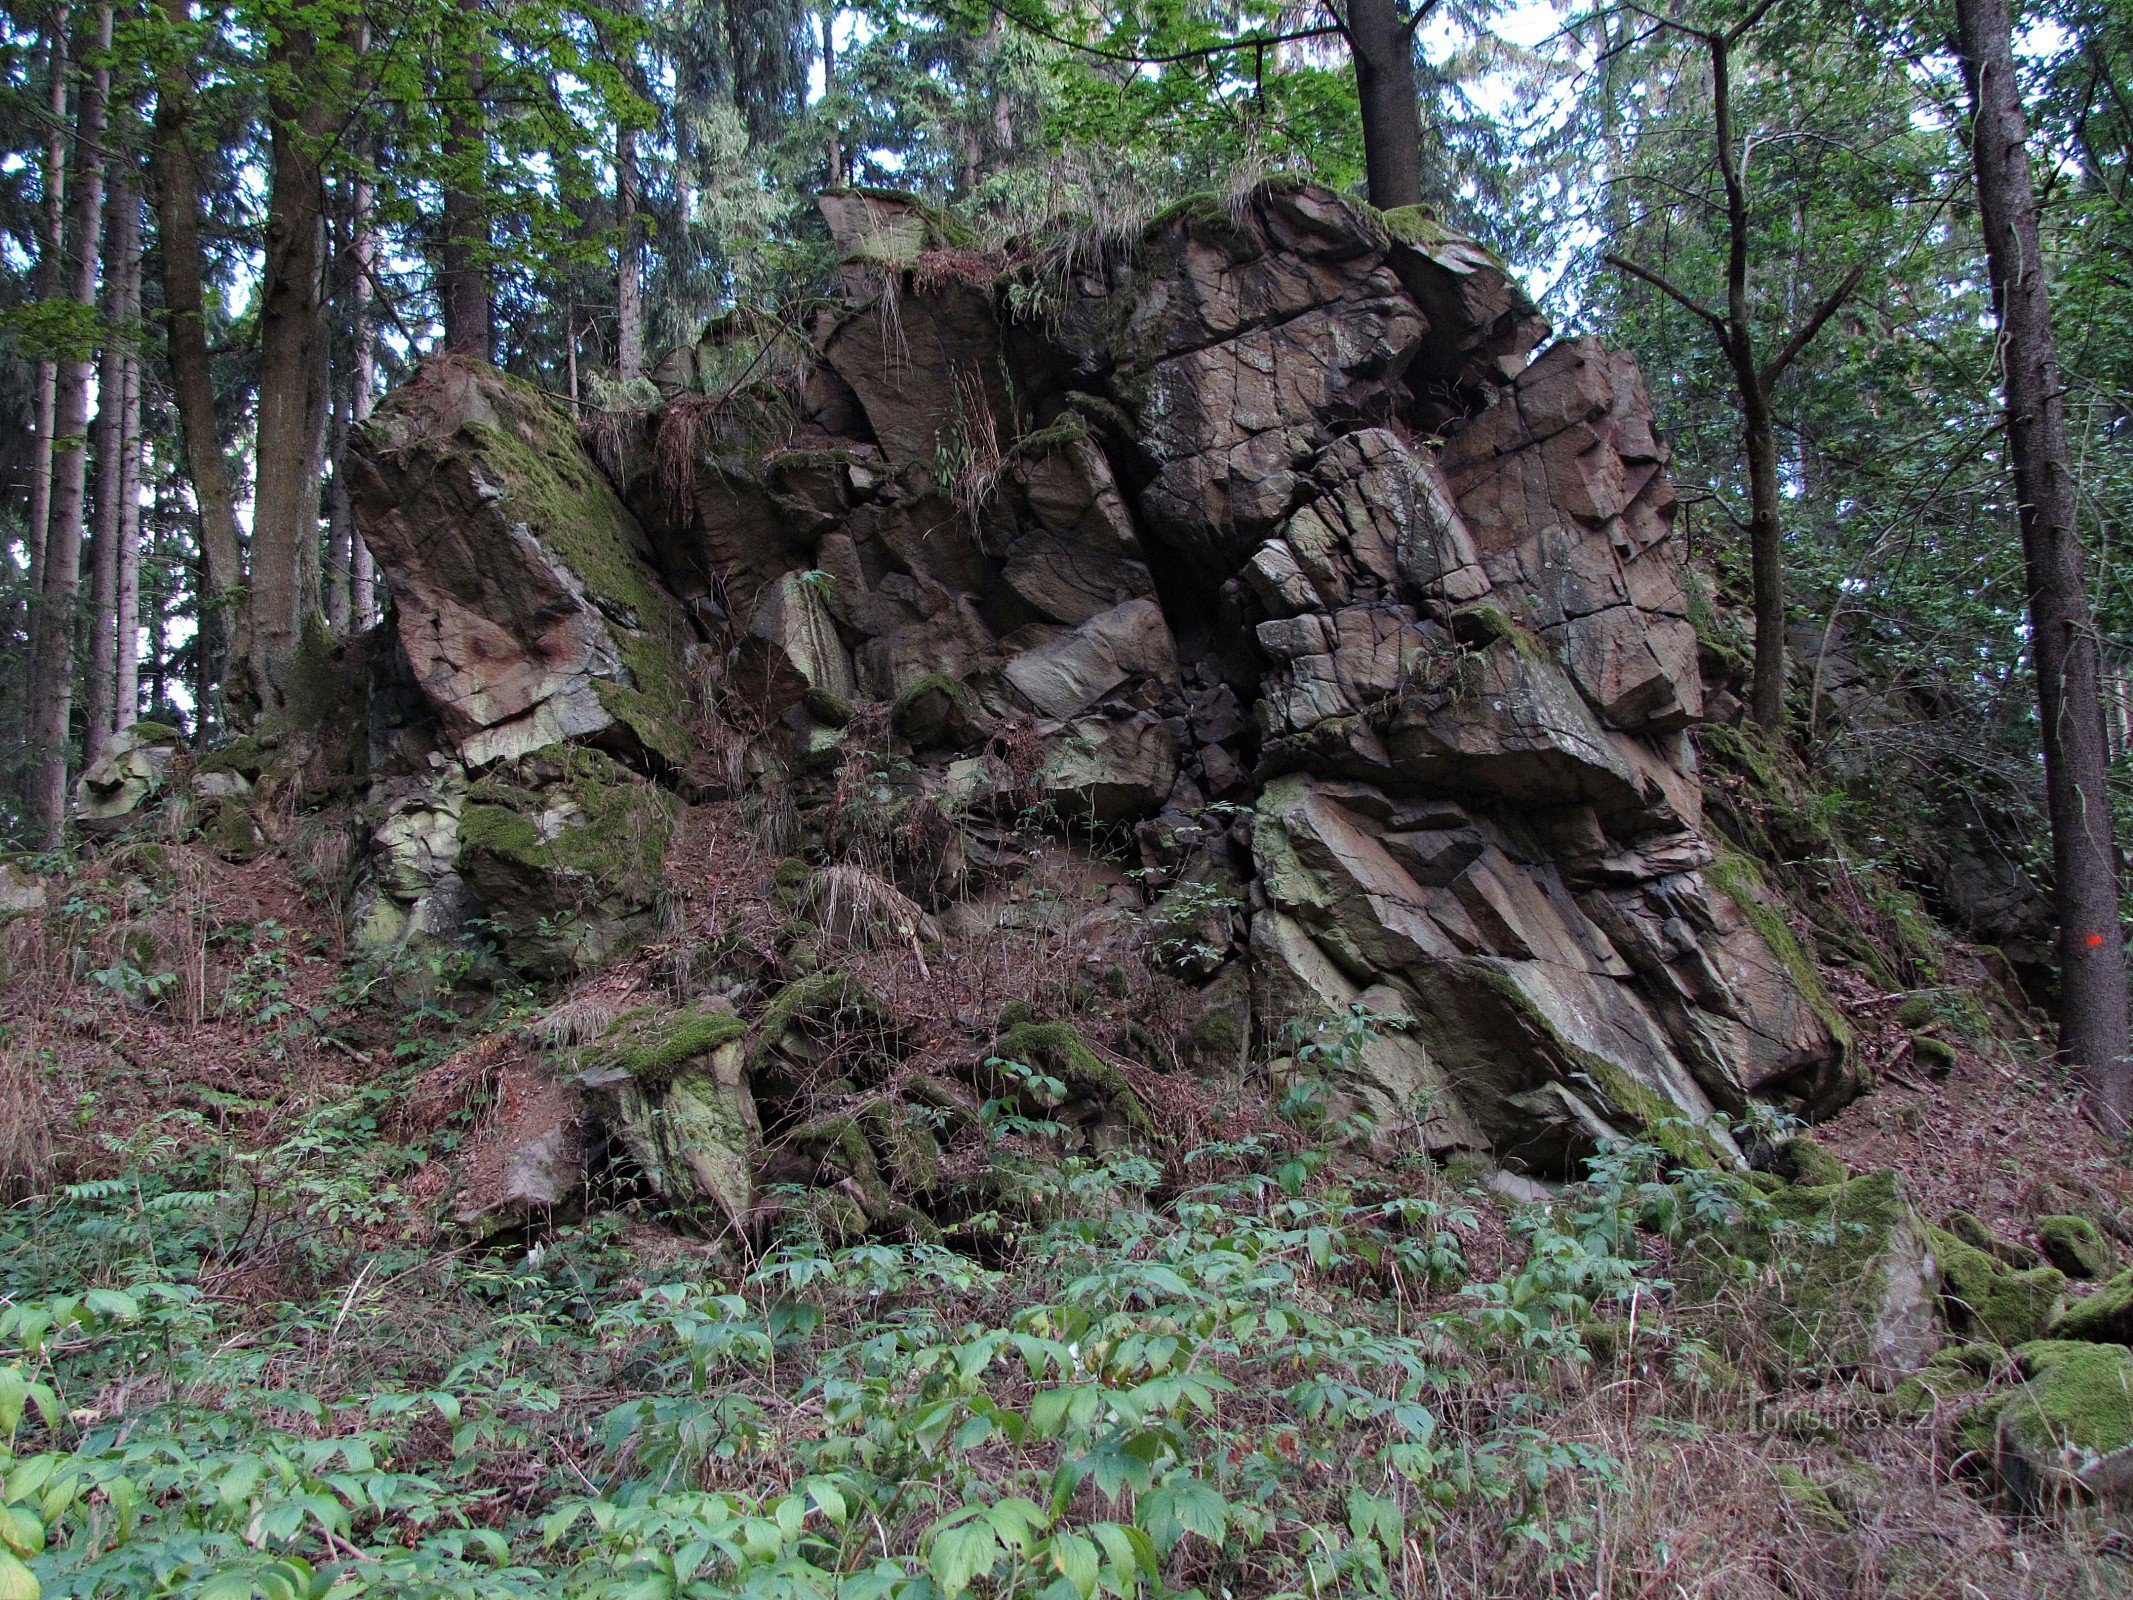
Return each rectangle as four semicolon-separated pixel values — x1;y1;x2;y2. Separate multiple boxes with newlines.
249;26;334;712
26;0;110;844
821;5;842;186
150;0;246;700
1740;375;1788;729
84;157;139;770
441;2;492;359
325;378;352;632
616;117;644;381
323;171;351;633
1345;0;1424;210
113;279;143;734
347;64;377;631
28;6;70;596
1956;0;2133;1130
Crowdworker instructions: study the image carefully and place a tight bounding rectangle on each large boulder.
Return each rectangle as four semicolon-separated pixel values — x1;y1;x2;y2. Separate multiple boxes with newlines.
341;180;1859;1193
455;746;676;977
346;357;700;772
1994;1340;2133;1509
1680;1169;1942;1387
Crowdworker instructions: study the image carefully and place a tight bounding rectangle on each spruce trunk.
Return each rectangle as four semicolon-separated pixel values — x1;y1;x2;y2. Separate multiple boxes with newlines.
25;1;110;844
83;161;139;769
1956;0;2133;1129
1346;0;1424;210
150;0;246;704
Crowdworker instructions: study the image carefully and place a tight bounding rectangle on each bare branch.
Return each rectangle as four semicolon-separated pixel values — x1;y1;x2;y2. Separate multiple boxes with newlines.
1602;252;1728;335
1760;261;1868;390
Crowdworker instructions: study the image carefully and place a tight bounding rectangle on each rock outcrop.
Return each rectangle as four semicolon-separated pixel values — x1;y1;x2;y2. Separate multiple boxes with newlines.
346;180;1857;1206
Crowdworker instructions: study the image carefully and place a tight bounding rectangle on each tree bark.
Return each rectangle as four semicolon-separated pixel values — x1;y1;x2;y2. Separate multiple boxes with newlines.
84;156;140;770
616;117;644;381
28;6;71;596
1955;0;2133;1130
26;0;110;844
349;167;378;628
249;25;335;712
1344;0;1425;210
150;0;246;702
113;264;143;734
441;1;492;359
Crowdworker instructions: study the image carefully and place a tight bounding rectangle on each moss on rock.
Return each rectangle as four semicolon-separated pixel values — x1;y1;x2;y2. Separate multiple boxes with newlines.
1771;1135;1847;1187
1946;1210;2043;1270
1930;1227;2065;1346
1680;1168;1940;1384
993;1018;1152;1135
2038;1214;2113;1280
1995;1339;2133;1508
581;1006;747;1089
457;746;676;977
1704;844;1854;1067
2049;1266;2133;1345
1886;1344;1998;1417
752;971;893;1077
441;379;701;772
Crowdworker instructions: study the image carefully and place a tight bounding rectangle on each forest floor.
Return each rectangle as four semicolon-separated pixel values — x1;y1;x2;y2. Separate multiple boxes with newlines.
3;821;2131;1598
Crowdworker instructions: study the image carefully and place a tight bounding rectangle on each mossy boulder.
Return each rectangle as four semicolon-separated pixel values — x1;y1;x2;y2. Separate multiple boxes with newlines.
457;746;676;977
751;971;898;1087
1930;1227;2065;1345
1993;1340;2133;1509
575;1004;757;1227
1678;1168;1940;1386
1946;1210;2043;1270
73;722;183;834
2038;1214;2113;1280
1770;1135;1847;1188
1886;1343;1999;1417
346;355;699;772
992;1016;1153;1138
2049;1267;2133;1345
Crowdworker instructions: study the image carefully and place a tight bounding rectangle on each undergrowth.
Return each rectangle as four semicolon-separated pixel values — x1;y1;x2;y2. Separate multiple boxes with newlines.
6;1083;2125;1600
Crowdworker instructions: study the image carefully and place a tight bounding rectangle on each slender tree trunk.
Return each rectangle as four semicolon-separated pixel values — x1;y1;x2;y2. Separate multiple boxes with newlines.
84;158;140;770
1707;28;1785;732
349;170;377;628
1738;373;1788;729
323;172;351;632
616;117;644;381
26;1;110;844
1345;0;1425;210
249;27;334;712
821;5;842;187
1956;0;2133;1130
441;2;492;359
114;306;143;732
150;0;246;706
325;383;352;632
29;7;71;596
346;34;377;631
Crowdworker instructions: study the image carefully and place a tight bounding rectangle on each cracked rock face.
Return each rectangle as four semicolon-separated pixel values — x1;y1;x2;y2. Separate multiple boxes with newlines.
348;181;1855;1174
